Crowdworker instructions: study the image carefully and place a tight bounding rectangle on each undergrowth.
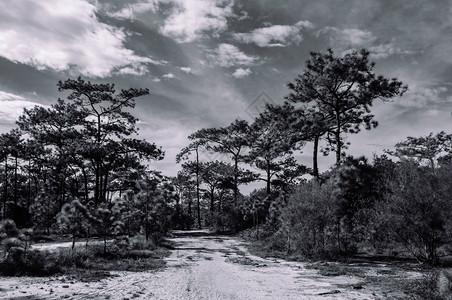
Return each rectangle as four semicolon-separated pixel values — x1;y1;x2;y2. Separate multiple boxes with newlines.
0;233;170;277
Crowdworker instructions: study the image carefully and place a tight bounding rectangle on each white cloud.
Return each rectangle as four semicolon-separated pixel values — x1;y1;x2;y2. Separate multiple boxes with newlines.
180;67;192;74
209;43;258;67
317;26;376;46
0;0;160;77
118;62;157;76
107;1;159;19
232;68;252;78
342;28;376;45
108;0;236;43
368;43;415;59
163;73;176;79
234;20;313;47
236;10;250;21
316;27;415;60
159;0;235;43
0;91;46;123
399;84;448;108
0;91;23;102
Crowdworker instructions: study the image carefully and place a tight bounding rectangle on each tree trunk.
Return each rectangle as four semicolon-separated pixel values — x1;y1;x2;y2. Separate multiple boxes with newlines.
234;156;238;204
82;168;89;203
14;156;17;204
95;162;100;204
27;160;31;213
335;114;342;165
196;148;201;229
74;172;80;198
72;233;76;251
96;114;102;205
103;234;107;255
337;217;341;253
256;212;259;240
60;176;66;210
126;195;131;236
210;188;215;212
218;192;222;213
266;160;271;195
85;228;90;249
188;198;192;229
287;228;291;254
313;135;319;179
3;155;7;218
188;189;192;219
102;169;109;203
98;168;103;205
145;199;149;241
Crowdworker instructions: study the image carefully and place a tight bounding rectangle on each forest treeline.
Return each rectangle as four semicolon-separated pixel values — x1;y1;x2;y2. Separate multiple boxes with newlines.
0;77;174;251
1;48;451;265
173;49;452;265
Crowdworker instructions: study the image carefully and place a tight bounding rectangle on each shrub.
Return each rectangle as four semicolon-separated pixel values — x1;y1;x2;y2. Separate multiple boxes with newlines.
23;250;61;276
0;219;19;239
406;269;444;300
0;249;61;276
129;235;156;251
54;248;94;269
383;161;450;264
278;181;338;258
127;250;155;259
2;237;22;253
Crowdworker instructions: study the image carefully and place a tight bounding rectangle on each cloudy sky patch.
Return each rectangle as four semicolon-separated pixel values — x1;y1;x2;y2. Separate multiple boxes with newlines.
0;0;159;77
0;0;451;179
209;43;259;67
232;68;252;78
0;90;46;124
158;0;235;42
234;20;313;47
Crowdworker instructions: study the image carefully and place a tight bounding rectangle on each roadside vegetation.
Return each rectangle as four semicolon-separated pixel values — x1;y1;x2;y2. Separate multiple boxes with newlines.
1;48;452;297
174;49;452;299
0;219;169;278
0;78;174;278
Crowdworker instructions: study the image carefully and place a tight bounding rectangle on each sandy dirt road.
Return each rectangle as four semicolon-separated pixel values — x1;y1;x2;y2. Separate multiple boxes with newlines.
0;230;417;299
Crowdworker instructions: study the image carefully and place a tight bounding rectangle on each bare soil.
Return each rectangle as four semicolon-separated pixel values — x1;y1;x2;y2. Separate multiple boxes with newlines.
0;230;422;299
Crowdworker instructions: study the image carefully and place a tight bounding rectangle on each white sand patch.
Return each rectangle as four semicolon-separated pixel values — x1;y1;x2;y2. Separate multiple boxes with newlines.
31;239;115;251
0;231;420;299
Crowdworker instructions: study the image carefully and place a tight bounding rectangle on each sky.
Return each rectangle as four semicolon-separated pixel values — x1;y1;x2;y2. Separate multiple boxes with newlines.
1;0;452;188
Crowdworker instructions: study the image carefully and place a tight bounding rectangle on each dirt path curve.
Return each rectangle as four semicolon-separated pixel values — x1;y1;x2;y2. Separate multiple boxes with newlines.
0;230;408;299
